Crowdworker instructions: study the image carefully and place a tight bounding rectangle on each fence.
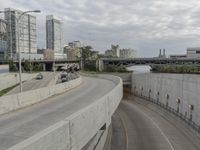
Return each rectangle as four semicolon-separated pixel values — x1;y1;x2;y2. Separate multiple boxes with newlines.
133;90;200;134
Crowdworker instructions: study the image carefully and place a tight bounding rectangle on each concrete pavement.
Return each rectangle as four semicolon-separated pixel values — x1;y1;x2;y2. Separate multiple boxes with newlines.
110;97;200;150
6;72;56;95
0;76;116;150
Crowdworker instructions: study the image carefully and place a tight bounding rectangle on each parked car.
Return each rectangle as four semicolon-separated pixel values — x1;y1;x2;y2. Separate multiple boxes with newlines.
36;73;43;80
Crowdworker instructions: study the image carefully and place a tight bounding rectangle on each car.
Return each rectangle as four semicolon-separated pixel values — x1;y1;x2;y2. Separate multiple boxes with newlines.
61;77;68;83
60;72;68;82
36;73;43;80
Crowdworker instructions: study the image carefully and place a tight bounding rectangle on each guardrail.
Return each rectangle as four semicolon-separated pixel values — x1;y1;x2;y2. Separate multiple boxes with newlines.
134;92;200;134
7;74;123;150
0;73;37;91
0;76;82;115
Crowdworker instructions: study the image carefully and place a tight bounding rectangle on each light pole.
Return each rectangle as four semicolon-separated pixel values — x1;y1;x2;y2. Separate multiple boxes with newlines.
16;10;41;92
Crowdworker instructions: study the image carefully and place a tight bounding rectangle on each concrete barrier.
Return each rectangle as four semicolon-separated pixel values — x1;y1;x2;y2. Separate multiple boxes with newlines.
7;75;123;150
0;77;82;115
132;73;200;126
0;73;37;91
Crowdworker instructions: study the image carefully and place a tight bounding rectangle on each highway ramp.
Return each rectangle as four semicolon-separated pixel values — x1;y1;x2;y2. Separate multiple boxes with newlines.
110;98;200;150
0;76;116;150
6;72;56;95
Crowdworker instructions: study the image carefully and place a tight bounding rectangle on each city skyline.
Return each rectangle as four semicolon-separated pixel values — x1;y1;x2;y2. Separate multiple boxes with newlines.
1;0;200;57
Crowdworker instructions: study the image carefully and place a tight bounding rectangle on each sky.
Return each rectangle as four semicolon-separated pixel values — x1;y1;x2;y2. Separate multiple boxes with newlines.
1;0;200;57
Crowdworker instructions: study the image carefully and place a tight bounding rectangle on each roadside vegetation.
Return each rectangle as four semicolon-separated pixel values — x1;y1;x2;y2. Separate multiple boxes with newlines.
0;84;19;97
151;65;200;74
9;60;43;72
103;64;129;72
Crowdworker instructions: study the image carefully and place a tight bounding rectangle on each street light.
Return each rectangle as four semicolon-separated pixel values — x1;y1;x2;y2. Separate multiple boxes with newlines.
17;10;41;92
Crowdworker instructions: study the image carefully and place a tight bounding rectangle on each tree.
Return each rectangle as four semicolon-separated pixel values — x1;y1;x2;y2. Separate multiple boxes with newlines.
24;60;33;72
81;45;93;62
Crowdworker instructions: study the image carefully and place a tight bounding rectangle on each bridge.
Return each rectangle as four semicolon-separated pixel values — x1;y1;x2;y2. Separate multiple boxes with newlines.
14;59;80;71
12;57;200;72
97;57;200;71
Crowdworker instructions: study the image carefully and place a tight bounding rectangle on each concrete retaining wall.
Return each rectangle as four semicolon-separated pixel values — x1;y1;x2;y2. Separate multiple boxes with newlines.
0;73;37;91
132;73;200;125
0;77;82;115
7;75;123;150
102;72;132;85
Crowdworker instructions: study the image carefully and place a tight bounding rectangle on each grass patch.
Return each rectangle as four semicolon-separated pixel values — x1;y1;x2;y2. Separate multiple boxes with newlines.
0;84;19;97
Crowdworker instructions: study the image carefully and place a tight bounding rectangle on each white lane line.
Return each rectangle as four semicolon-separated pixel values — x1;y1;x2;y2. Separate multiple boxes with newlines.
126;102;175;150
117;111;129;150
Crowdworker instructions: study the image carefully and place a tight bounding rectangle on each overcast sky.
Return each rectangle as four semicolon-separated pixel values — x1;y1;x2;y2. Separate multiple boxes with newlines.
1;0;200;57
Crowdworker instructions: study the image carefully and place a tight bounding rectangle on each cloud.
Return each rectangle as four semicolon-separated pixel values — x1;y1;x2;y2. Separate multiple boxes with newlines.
1;0;200;56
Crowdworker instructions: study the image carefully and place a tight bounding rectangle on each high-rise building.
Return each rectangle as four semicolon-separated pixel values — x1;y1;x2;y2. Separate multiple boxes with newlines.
64;41;82;60
46;15;64;59
0;19;7;61
64;45;76;61
105;44;120;57
187;47;200;59
4;8;37;59
120;49;136;58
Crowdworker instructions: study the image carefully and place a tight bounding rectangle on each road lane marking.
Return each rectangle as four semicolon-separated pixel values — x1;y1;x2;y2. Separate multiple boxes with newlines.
126;101;175;150
117;111;129;150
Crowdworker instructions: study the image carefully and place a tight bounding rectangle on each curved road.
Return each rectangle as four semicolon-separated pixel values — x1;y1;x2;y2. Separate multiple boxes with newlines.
6;72;57;95
0;76;116;150
110;97;200;150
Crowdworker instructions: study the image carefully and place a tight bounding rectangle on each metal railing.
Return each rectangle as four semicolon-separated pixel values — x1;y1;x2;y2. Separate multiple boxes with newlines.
134;92;200;134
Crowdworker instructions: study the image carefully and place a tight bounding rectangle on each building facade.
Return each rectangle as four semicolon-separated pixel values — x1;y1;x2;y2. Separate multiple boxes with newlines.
46;15;64;59
5;8;37;59
169;54;187;59
119;49;136;58
105;45;120;57
64;46;76;61
65;41;82;60
187;48;200;59
0;19;7;61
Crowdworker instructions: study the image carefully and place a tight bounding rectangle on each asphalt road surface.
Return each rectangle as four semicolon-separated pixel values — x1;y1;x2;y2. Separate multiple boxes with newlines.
6;72;57;95
110;97;200;150
0;76;116;150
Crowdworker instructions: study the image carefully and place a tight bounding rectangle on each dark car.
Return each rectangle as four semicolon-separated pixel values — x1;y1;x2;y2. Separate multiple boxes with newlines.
61;72;68;82
36;73;43;80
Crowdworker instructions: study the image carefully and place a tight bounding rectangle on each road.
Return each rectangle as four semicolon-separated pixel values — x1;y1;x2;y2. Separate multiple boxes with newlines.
0;76;116;150
6;72;57;95
110;97;200;150
0;65;9;74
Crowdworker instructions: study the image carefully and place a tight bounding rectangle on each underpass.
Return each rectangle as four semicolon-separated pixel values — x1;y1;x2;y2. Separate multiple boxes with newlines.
110;97;200;150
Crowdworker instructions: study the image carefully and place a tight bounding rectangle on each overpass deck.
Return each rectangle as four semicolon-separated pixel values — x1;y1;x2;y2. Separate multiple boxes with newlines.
0;76;116;150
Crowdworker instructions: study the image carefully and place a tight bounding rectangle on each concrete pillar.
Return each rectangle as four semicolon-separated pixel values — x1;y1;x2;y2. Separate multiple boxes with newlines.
43;63;46;71
98;59;104;72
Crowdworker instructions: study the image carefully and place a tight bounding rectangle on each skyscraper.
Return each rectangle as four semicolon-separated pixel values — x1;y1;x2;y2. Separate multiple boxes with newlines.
4;8;37;59
0;19;7;61
46;15;64;59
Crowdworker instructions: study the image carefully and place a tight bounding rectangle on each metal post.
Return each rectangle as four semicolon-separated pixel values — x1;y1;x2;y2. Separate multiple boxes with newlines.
9;11;12;59
16;10;41;92
17;17;22;92
80;47;83;70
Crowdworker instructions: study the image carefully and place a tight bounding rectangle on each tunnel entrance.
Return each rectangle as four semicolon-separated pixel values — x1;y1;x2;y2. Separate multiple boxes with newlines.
123;84;131;99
